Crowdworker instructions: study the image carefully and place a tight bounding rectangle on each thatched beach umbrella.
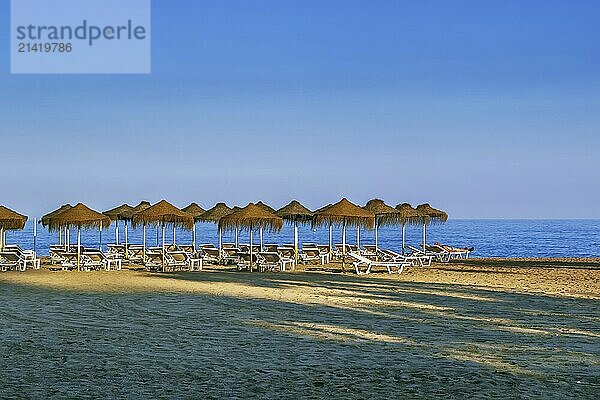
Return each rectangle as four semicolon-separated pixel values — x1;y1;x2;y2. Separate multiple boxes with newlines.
182;203;205;250
0;206;28;251
416;203;448;252
47;203;111;270
103;204;134;251
363;199;401;257
131;200;194;271
122;201;152;253
41;204;72;247
276;200;313;264
313;198;375;271
219;203;283;272
395;203;425;254
198;203;233;260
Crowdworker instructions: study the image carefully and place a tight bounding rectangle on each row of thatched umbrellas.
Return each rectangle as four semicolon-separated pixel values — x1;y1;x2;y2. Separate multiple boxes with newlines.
1;199;448;272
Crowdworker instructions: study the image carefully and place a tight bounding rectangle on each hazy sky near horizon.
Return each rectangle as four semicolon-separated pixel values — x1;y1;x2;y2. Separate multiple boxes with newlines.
1;0;599;218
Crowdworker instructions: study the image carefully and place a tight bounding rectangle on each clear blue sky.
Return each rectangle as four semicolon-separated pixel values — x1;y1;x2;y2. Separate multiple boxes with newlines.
1;0;599;218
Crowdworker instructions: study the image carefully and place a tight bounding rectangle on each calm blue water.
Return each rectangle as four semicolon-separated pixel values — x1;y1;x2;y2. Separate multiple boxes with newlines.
4;219;599;258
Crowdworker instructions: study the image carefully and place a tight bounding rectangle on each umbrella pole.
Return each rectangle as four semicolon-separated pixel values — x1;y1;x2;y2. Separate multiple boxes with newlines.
357;226;360;251
249;224;253;273
99;221;102;251
59;227;62;246
67;225;70;250
375;221;379;261
162;222;165;272
0;227;3;251
341;220;346;272
192;223;197;251
218;226;223;263
423;223;426;252
156;225;159;246
294;221;299;266
34;218;37;256
125;220;129;258
259;226;263;252
115;221;119;245
143;224;146;261
328;222;333;256
235;226;239;248
402;224;406;255
173;225;176;246
77;227;81;271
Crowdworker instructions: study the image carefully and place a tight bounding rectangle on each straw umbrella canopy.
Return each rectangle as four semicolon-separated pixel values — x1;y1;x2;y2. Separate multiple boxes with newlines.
255;201;276;213
363;199;401;256
103;204;134;221
46;203;111;270
219;203;283;272
276;200;313;264
121;201;152;220
415;203;448;252
131;200;194;271
0;206;28;251
313;198;375;271
395;203;426;254
41;204;72;246
198;202;233;259
103;204;134;249
182;203;205;249
182;203;205;219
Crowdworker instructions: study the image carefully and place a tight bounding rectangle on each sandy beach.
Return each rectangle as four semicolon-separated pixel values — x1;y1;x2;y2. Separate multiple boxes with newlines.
2;258;599;398
2;258;599;300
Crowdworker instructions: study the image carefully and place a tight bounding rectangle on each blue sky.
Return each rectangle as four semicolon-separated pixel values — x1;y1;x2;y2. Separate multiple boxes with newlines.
1;0;599;218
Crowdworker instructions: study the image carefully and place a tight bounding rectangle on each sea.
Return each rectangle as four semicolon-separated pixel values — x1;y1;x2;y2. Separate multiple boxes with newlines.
4;219;599;258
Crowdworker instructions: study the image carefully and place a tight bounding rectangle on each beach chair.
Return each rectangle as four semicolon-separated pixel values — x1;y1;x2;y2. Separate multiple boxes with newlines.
200;247;220;264
432;243;472;259
0;252;25;272
348;252;411;275
222;243;236;249
299;247;329;265
4;245;40;269
144;249;164;271
381;249;433;267
83;249;122;271
317;244;331;257
277;247;295;260
236;252;262;271
333;243;352;260
423;245;453;262
259;252;295;272
127;245;145;264
165;251;190;272
407;245;450;263
222;247;241;265
59;252;80;271
107;244;126;260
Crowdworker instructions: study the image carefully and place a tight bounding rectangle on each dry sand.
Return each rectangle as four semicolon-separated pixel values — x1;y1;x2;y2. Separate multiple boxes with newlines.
1;258;599;302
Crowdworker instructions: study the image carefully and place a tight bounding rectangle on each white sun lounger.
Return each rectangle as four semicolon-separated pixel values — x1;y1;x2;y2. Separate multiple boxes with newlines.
4;245;40;269
0;252;26;272
380;249;433;267
259;252;295;272
348;252;411;275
